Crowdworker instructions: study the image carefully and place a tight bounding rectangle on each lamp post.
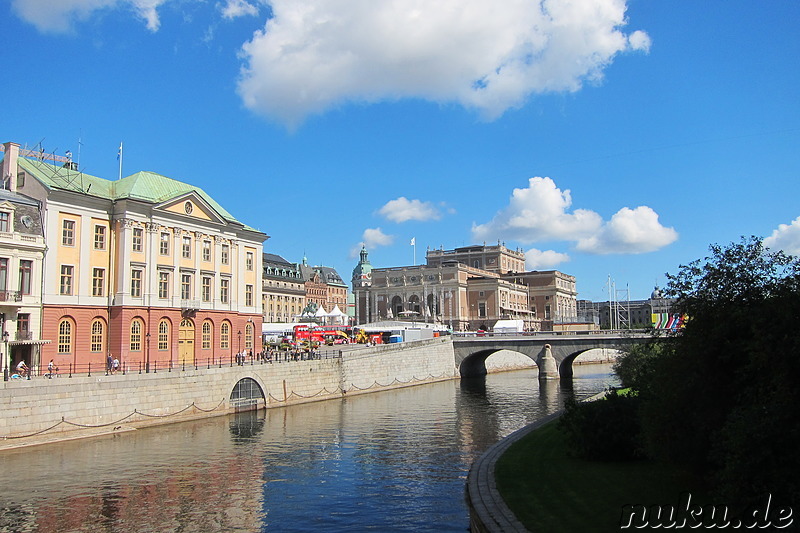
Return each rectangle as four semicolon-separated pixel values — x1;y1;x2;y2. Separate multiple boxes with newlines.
2;330;9;381
145;332;151;373
238;330;242;355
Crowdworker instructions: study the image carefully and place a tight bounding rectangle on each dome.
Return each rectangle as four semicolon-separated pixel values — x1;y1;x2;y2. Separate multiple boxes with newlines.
651;286;663;299
351;246;373;281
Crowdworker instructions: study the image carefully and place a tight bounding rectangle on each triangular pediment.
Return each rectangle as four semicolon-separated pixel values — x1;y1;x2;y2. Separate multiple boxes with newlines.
155;192;227;224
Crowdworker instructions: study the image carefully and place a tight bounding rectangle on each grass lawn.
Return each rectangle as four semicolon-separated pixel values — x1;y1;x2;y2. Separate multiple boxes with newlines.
495;420;706;532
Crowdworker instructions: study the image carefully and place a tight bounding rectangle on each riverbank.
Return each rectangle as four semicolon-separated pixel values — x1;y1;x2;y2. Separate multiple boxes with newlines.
466;394;705;532
0;337;457;451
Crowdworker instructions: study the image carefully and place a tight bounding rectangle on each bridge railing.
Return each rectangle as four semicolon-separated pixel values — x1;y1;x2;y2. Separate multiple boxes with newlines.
452;329;651;338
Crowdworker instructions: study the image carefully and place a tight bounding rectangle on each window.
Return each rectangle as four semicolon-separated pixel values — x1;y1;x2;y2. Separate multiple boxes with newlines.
17;314;30;335
132;227;143;252
202;240;211;262
158;320;169;351
57;319;73;354
60;265;74;295
160;232;170;255
130;319;143;352
181;274;192;299
221;244;229;265
94;225;106;250
246;251;254;271
202;276;211;302
92;268;105;297
19;260;32;295
202;320;212;349
90;319;104;352
182;236;192;259
0;212;9;232
62;219;75;246
0;258;7;291
245;323;253;350
221;322;230;349
478;302;487;318
245;284;253;306
220;279;229;304
158;272;169;299
131;268;142;297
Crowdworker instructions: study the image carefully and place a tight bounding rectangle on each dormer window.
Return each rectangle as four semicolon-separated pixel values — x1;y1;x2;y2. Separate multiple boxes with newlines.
0;212;9;233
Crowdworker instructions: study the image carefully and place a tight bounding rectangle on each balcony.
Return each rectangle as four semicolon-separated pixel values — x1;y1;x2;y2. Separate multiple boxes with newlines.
0;290;22;303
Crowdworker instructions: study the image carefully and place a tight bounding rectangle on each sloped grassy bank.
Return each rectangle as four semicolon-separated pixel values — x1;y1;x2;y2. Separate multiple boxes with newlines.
494;418;706;532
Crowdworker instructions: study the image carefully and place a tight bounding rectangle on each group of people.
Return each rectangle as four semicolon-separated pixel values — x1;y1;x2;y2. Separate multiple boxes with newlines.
11;359;60;378
106;354;121;374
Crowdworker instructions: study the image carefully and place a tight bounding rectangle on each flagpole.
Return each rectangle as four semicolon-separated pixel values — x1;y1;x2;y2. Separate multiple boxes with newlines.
118;142;123;180
411;237;416;265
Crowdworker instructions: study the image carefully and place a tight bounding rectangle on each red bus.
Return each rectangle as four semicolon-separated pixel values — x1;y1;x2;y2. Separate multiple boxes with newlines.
293;325;352;345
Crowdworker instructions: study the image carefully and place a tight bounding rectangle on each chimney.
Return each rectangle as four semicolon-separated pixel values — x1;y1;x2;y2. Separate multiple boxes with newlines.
1;142;20;193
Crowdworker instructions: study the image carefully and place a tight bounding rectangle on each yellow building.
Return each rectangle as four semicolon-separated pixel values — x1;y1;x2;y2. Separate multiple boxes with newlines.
4;141;267;373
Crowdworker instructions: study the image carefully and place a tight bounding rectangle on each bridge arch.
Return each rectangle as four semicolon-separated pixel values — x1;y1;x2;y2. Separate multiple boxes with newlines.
459;349;537;378
558;347;624;378
230;376;267;412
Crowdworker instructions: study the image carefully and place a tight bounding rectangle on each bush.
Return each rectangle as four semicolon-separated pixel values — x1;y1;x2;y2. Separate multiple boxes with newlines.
557;389;642;461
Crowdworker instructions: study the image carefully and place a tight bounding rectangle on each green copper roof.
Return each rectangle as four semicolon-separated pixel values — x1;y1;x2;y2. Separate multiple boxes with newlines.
17;157;246;227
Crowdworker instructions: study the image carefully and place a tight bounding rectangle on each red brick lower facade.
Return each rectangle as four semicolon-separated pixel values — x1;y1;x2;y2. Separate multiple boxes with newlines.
41;305;261;373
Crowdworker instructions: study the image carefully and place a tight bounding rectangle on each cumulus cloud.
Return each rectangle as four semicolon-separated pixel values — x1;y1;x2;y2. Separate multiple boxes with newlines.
472;177;677;255
11;0;168;32
378;197;441;223
472;177;602;243
525;248;570;270
237;0;650;127
362;227;394;248
763;217;800;256
575;206;678;254
219;0;259;20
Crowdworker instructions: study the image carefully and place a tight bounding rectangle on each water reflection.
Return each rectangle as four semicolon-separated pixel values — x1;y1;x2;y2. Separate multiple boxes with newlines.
0;364;616;532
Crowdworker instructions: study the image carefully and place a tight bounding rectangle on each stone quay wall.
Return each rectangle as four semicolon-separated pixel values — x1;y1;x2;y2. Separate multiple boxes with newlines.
0;337;457;447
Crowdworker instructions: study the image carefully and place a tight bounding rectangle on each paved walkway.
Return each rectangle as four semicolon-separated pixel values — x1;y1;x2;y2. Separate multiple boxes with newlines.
466;411;562;532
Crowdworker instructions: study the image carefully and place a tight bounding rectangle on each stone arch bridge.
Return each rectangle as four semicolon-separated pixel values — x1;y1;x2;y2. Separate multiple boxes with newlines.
453;332;651;379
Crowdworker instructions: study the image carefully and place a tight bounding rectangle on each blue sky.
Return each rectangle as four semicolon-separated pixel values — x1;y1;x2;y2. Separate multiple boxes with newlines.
3;0;799;301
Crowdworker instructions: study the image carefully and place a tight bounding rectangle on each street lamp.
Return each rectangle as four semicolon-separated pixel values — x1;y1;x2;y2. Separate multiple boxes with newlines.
146;332;151;373
238;330;242;354
2;331;9;381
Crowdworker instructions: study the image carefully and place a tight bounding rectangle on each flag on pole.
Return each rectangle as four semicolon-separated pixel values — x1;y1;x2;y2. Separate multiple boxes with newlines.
410;237;415;246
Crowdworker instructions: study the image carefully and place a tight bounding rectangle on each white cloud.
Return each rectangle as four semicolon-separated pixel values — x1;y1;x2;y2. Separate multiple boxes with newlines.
11;0;168;32
763;217;800;256
472;177;602;243
237;0;650;127
575;206;678;254
472;177;677;255
362;227;394;248
525;248;570;270
378;197;441;223
219;0;259;20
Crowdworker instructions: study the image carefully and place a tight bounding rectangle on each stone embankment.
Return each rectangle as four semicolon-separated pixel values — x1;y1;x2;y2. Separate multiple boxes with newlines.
0;337;457;450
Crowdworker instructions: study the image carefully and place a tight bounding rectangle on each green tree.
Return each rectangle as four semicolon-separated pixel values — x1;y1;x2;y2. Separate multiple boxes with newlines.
615;237;800;505
640;236;800;507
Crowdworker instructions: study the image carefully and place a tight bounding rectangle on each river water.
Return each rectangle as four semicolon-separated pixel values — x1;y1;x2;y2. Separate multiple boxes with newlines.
0;364;616;532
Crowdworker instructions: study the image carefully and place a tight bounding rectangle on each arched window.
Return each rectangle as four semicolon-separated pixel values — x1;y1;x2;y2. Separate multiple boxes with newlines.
130;319;143;352
158;319;170;351
202;320;213;349
90;318;105;352
221;321;230;349
57;318;74;354
245;322;254;350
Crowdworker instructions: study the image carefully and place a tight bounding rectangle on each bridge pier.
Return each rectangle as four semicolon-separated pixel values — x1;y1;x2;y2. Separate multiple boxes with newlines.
536;344;559;380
